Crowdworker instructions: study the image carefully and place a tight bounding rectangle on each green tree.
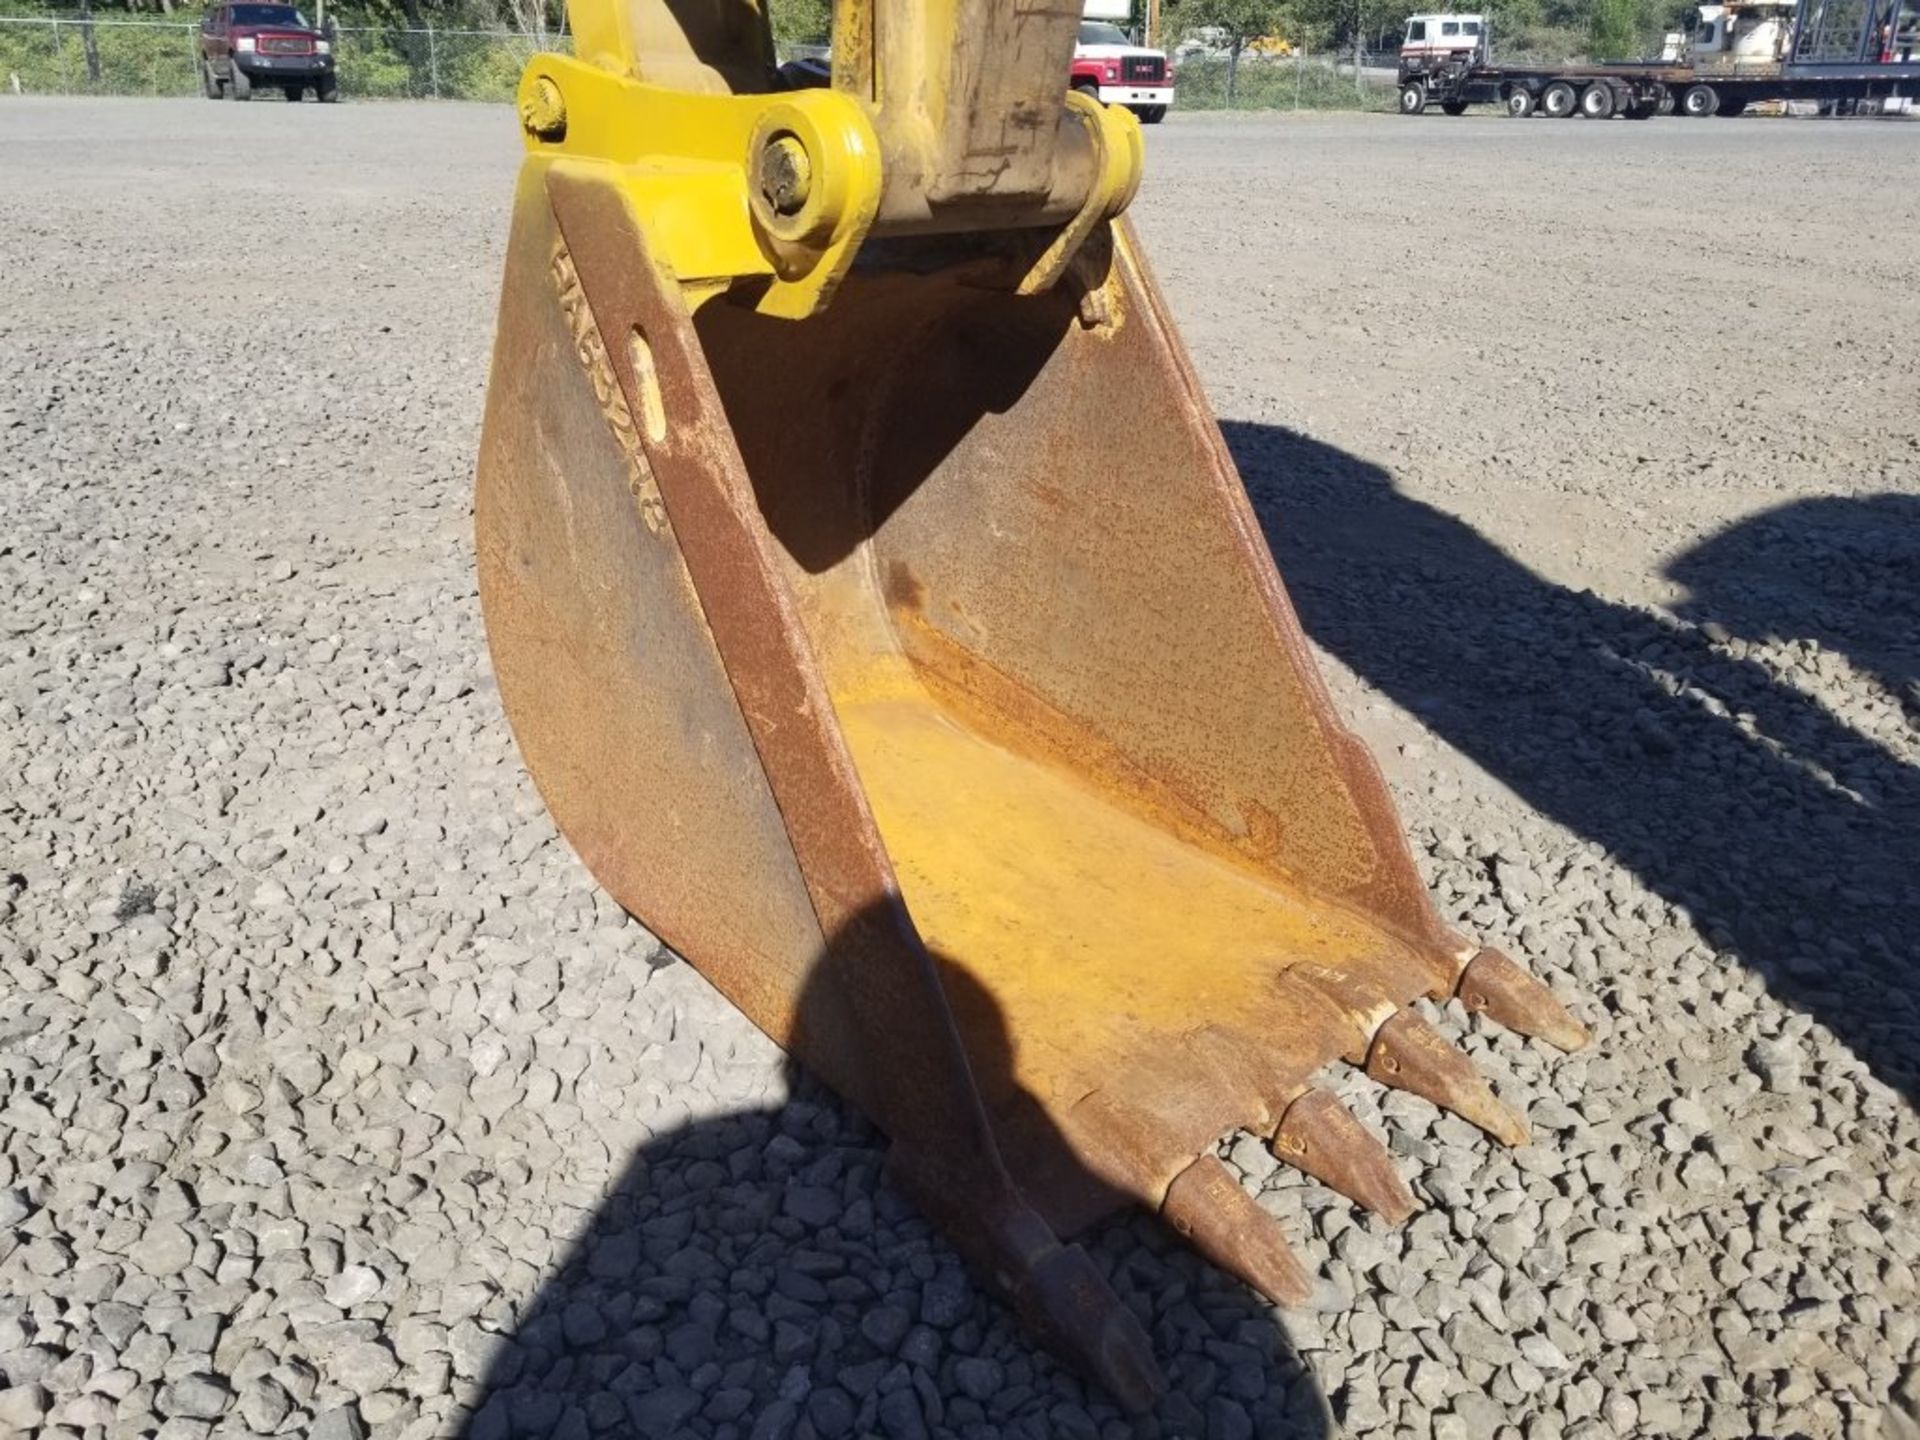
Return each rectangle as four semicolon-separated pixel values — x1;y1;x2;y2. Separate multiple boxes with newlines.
1283;0;1419;69
768;0;830;47
1586;0;1649;56
1176;0;1285;99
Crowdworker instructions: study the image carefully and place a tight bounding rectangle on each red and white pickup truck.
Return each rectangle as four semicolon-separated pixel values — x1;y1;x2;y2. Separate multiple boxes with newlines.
1071;19;1174;123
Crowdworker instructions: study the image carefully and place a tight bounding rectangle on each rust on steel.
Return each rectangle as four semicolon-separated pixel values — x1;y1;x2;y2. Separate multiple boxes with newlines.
475;177;1590;1402
1366;1012;1532;1148
488;166;1164;1406
1162;1155;1313;1307
1272;1088;1419;1225
1458;947;1592;1051
474;8;1591;1402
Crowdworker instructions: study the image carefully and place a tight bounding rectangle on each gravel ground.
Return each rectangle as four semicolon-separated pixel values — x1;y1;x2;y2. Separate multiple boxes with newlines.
2;97;1917;1440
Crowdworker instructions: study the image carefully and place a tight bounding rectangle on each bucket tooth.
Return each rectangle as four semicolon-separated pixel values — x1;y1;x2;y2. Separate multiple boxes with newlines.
1364;1012;1530;1147
1160;1155;1313;1307
1455;948;1590;1053
1270;1089;1418;1225
1006;1234;1166;1412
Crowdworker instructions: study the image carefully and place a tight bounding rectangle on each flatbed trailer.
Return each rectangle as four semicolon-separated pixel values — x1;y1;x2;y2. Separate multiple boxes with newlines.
1397;0;1920;116
1398;59;1687;117
1400;56;1920;116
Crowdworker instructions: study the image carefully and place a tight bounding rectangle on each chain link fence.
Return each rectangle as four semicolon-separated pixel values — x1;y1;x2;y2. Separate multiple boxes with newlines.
1;15;196;95
0;14;563;99
1170;50;1397;112
0;15;1399;110
332;23;555;99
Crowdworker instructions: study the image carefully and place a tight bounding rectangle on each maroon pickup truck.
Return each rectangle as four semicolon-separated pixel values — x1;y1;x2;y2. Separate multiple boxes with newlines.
199;3;337;102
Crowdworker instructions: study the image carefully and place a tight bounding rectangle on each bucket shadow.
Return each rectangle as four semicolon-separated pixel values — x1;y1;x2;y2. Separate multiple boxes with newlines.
1223;419;1920;1108
1666;492;1920;708
454;912;1335;1440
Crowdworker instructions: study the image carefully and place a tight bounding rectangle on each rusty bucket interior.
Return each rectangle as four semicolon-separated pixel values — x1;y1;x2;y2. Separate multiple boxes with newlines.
689;241;1560;1207
476;118;1587;1407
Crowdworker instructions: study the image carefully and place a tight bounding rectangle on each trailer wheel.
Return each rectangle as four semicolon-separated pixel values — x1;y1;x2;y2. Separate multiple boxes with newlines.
1400;81;1428;115
1681;83;1719;116
1579;82;1616;118
1441;99;1469;115
1541;80;1578;117
1505;86;1536;117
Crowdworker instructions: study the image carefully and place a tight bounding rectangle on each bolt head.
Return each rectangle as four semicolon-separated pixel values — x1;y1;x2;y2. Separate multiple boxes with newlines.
758;135;812;218
519;76;566;140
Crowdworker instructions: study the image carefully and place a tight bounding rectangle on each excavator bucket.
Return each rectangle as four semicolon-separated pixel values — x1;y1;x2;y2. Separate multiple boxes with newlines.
475;0;1587;1410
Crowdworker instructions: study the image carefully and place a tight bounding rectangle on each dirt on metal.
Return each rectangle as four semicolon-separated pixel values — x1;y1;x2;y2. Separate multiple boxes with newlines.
475;121;1586;1404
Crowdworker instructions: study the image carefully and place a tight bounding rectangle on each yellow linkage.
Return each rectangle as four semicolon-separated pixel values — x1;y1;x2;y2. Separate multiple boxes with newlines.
510;1;1144;319
513;55;883;318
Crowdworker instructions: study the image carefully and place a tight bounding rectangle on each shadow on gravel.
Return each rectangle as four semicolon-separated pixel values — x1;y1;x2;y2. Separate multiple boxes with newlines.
1667;493;1920;708
1223;421;1920;1108
455;922;1334;1440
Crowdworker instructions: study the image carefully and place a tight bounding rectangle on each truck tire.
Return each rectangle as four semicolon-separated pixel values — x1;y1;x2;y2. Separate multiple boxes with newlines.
1541;80;1577;117
1505;86;1536;117
1137;105;1166;123
1400;81;1427;115
1681;82;1718;116
318;75;339;102
1579;82;1616;118
1655;86;1676;115
1441;99;1468;115
1717;97;1747;116
201;60;220;99
228;63;252;100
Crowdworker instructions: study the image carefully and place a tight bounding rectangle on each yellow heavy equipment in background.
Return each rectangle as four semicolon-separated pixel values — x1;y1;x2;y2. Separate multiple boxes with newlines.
474;0;1588;1408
